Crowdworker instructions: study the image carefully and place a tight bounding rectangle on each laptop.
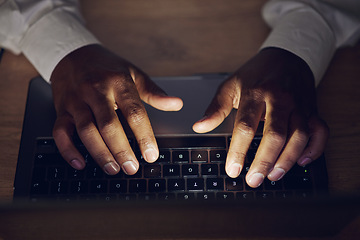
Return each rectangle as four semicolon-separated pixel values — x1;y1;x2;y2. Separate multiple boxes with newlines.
3;74;358;239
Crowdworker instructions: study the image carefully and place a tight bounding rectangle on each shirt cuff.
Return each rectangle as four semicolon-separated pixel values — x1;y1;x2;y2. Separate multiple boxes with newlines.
260;8;336;86
19;7;100;82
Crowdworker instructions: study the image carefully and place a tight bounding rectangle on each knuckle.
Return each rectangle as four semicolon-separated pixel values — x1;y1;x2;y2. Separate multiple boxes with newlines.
93;150;112;163
137;136;154;149
233;151;247;162
264;129;286;147
292;129;310;145
99;120;119;138
258;160;274;172
113;149;132;161
233;122;256;139
76;120;96;137
52;125;66;139
125;102;147;125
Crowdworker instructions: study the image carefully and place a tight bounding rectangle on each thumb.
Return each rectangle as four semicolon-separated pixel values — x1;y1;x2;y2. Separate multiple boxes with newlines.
130;68;183;111
193;78;239;133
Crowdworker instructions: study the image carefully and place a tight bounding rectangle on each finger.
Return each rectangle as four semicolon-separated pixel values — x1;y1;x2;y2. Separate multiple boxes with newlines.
267;111;310;181
88;96;140;175
114;80;159;163
226;90;265;178
246;101;290;188
53;113;86;170
72;104;121;175
130;68;183;111
193;79;239;133
297;116;329;166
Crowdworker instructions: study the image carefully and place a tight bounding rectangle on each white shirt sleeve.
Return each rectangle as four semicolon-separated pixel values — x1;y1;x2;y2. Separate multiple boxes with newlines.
261;0;360;85
0;0;100;81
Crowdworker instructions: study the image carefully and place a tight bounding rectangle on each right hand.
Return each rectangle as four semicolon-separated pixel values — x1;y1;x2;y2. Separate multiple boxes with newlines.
50;44;183;175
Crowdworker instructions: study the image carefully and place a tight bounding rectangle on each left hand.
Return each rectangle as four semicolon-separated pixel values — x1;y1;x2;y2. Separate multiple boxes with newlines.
193;48;329;188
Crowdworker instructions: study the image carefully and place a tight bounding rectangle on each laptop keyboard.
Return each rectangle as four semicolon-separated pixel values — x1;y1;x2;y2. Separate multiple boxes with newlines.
30;136;315;202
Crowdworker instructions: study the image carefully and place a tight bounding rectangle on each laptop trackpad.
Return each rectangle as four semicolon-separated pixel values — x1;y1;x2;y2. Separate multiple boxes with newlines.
144;75;235;136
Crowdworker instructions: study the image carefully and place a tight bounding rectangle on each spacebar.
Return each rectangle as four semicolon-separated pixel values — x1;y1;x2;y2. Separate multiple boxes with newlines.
156;136;226;149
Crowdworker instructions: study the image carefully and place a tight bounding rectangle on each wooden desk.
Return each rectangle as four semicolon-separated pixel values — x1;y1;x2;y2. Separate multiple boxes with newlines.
0;0;359;239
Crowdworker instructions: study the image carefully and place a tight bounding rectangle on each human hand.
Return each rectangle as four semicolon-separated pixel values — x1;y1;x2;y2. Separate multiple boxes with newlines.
51;44;183;175
193;48;329;188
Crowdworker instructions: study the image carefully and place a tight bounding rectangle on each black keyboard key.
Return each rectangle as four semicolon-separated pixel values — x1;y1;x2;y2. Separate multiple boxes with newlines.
30;181;49;195
47;166;66;180
138;194;157;201
90;180;108;194
101;194;117;202
284;176;313;190
163;164;180;177
35;153;63;165
210;150;227;162
177;192;195;201
37;139;56;152
256;192;274;200
173;151;189;162
32;166;46;181
219;163;226;176
129;179;146;193
187;178;204;191
250;137;261;149
79;194;98;201
37;138;55;147
148;179;166;192
68;168;85;180
119;194;137;201
245;182;263;191
51;181;69;194
264;179;283;190
158;193;176;201
276;191;293;199
158;151;170;163
201;164;218;176
216;192;234;200
236;192;255;201
58;195;77;202
225;178;244;191
246;149;257;163
182;164;199;176
168;179;185;191
296;190;313;199
135;152;146;162
197;192;215;201
144;164;161;178
191;150;208;162
240;163;251;176
70;180;88;194
107;171;124;179
206;178;224;191
87;165;104;179
109;179;127;193
288;165;311;176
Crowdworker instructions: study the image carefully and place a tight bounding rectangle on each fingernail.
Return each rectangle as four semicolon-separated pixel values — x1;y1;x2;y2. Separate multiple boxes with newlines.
103;162;120;175
144;148;158;163
70;159;84;170
299;157;312;166
227;163;242;178
122;161;138;175
268;167;286;181
247;173;265;188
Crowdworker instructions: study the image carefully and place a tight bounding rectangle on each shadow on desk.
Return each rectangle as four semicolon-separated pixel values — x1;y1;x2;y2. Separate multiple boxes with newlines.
0;196;359;240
